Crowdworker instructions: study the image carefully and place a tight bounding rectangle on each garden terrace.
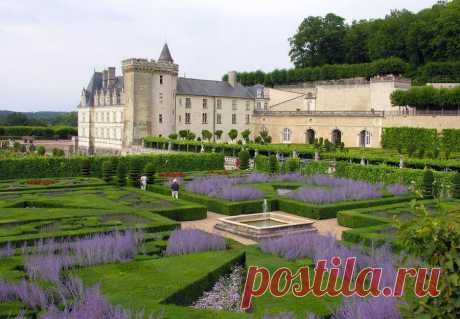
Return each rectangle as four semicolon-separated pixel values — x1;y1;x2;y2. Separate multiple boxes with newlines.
0;177;105;192
338;199;460;247
143;135;460;171
149;173;414;219
0;185;208;245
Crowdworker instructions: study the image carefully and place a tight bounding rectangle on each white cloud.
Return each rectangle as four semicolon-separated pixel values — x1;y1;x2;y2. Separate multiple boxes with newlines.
0;0;437;111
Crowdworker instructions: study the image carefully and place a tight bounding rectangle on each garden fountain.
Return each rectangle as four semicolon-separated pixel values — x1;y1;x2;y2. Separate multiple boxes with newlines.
215;198;316;241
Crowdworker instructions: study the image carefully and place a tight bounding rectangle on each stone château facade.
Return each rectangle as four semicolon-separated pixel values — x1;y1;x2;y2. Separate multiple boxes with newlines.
77;44;460;154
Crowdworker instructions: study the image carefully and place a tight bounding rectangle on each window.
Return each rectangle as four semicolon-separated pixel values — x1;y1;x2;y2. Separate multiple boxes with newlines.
202;113;208;124
216;113;222;124
232;114;237;125
179;98;182;106
232;100;237;110
185;97;191;108
256;89;263;98
264;102;268;110
246;101;250;111
117;95;121;104
256;102;261;110
159;93;163;104
245;114;250;124
178;115;182;123
160;75;163;85
216;99;222;110
159;114;163;124
185;113;191;124
359;130;371;147
282;128;291;143
106;112;109;122
203;99;208;109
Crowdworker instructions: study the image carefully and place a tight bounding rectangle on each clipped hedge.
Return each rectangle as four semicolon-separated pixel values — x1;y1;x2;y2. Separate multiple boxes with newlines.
0;153;224;180
381;127;437;150
161;251;245;306
441;129;460;153
278;195;414;220
0;125;77;139
155;205;207;221
341;224;396;247
391;85;460;109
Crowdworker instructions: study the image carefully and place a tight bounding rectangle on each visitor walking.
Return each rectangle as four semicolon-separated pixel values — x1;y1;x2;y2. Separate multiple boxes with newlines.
171;178;179;200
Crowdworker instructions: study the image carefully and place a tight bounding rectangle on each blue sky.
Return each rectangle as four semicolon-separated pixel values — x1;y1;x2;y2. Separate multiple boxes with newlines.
0;0;437;112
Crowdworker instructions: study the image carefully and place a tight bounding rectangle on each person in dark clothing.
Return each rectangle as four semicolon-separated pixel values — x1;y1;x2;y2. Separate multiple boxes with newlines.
171;178;179;200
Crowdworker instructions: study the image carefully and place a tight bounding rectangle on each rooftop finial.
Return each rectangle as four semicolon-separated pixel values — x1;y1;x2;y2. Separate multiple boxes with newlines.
158;43;174;63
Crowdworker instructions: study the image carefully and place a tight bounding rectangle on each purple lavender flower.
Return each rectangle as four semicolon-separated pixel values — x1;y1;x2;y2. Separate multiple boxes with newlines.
165;229;226;256
386;184;409;196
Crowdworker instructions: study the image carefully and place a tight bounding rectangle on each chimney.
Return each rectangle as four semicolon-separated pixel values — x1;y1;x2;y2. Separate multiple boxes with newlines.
228;71;237;87
107;67;116;87
102;70;108;88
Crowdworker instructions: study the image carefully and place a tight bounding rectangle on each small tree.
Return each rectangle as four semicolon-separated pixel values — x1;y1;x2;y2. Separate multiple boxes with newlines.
116;161;128;187
422;169;434;198
213;130;223;141
168;133;178;140
241;129;251;144
254;136;263;144
81;159;91;176
143;163;156;185
128;159;143;187
238;150;250;170
178;130;188;140
286;157;300;172
259;130;272;144
102;160;114;183
228;129;238;142
36;146;46;156
201;130;212;141
186;131;196;141
452;172;460;199
268;155;279;173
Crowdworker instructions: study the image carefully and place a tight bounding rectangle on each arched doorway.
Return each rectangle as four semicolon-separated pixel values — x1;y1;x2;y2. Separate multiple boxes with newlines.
331;129;342;145
305;129;315;144
359;130;371;148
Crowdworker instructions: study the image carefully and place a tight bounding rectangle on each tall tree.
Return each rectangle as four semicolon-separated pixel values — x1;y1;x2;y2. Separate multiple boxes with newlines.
289;13;347;67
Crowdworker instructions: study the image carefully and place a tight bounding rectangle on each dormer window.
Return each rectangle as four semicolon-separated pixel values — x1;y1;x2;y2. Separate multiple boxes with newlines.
256;89;263;98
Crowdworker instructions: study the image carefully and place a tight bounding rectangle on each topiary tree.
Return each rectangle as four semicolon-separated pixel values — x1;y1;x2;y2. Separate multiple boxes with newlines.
238;150;250;170
36;146;46;156
214;130;223;140
452;172;460;199
228;129;238;143
241;129;251;144
143;163;156;185
81;159;91;176
128;158;143;187
407;143;417;157
52;148;65;157
178;130;188;140
268;155;279;173
116;161;128;187
102;160;114;183
168;133;178;140
286;157;300;172
201;130;212;141
422;169;434;197
186;131;196;141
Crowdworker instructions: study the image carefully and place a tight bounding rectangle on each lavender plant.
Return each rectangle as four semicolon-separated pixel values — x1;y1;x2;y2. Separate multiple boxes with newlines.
165;229;226;256
386;184;409;196
193;265;244;312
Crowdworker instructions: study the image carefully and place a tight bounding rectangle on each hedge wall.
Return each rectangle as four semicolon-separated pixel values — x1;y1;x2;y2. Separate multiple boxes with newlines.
0;126;77;139
391;85;460;109
441;129;460;153
0;153;224;180
341;225;395;247
381;127;438;150
155;205;207;221
414;61;460;84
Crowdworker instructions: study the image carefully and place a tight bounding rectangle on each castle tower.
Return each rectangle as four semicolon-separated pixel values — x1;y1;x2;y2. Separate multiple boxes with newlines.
121;44;178;147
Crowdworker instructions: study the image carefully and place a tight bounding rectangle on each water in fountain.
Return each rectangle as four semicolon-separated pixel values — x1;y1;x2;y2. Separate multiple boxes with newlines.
262;199;269;219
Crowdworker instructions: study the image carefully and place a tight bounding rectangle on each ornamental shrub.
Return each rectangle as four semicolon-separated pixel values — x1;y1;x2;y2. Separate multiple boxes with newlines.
116;161;128;187
143;163;156;185
407;143;417;158
286;157;300;172
102;160;114;183
452;172;460;199
268;155;279;173
52;148;65;157
36;146;46;156
238;150;250;170
422;169;434;197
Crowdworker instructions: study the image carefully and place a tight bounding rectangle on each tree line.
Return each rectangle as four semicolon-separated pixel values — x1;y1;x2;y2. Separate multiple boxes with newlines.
0;111;77;127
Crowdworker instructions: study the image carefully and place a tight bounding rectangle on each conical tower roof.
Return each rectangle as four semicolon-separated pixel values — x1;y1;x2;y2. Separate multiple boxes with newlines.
158;43;174;63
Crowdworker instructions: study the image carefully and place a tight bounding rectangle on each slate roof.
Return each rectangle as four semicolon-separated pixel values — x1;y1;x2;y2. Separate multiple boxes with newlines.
158;44;174;63
85;72;123;93
176;77;256;98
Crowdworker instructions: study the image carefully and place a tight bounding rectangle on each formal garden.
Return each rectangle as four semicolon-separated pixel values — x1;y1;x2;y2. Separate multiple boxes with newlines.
0;151;459;319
